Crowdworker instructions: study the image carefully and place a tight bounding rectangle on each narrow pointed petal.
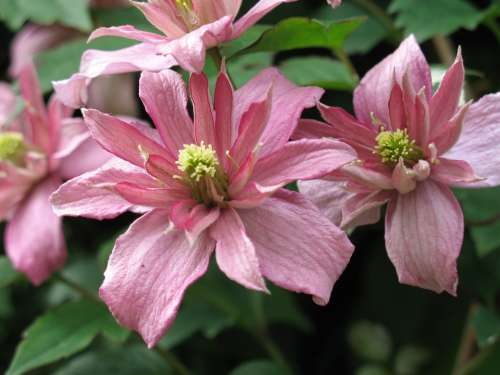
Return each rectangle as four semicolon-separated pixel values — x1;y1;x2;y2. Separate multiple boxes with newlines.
131;0;188;37
89;25;165;44
139;70;194;157
115;182;188;208
385;181;462;295
431;158;483;186
431;102;470;156
100;210;214;347
354;35;432;126
234;68;324;157
6;176;66;285
238;189;354;305
250;139;356;188
430;49;464;131
341;190;392;229
214;70;234;165
342;164;394;190
190;73;216;146
388;83;406;130
51;159;155;220
292;119;336;140
444;94;500;186
82;109;168;168
210;208;268;292
232;0;298;38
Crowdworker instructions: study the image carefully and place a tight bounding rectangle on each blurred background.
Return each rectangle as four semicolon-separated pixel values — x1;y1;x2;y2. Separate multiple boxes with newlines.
1;0;500;374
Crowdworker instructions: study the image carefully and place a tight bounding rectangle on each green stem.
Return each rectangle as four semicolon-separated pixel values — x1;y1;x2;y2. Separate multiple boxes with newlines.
153;346;193;375
452;304;478;375
54;274;193;375
333;47;359;82
54;273;101;303
208;48;224;71
351;0;401;42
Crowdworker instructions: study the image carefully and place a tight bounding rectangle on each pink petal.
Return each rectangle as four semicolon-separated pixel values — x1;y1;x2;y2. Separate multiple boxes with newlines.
228;182;281;209
52;118;90;160
53;43;177;108
0;83;17;125
430;102;470;155
190;73;216;146
234;68;324;158
139;70;194;158
292;119;336;140
444;94;500;186
249;139;356;188
51;159;155;220
210;207;268;292
430;49;464;131
354;35;432;126
232;0;298;38
100;209;214;347
391;159;417;194
145;154;180;187
327;0;342;8
385;180;462;295
6;176;66;285
87;74;139;117
131;0;188;37
341;190;392;229
388;82;405;130
214;70;234;166
342;164;393;190
431;157;483;186
0;162;34;220
89;25;165;44
82;109;168;168
115;182;187;208
238;189;354;305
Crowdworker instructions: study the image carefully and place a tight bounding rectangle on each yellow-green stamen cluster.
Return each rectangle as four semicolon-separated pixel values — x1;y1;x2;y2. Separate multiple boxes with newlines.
175;0;199;29
176;143;228;206
0;132;26;165
374;129;423;166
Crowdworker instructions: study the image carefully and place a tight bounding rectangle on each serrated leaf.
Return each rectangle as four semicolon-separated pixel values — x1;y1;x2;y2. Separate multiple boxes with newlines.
6;300;128;375
53;345;172;375
0;256;21;288
280;56;357;91
472;307;500;348
389;0;484;42
230;360;290;375
238;17;364;56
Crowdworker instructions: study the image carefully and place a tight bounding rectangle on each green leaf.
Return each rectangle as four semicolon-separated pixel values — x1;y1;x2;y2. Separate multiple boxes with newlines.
230;360;290;375
0;0;92;32
461;341;500;375
394;346;431;375
348;321;393;362
472;307;500;348
455;188;500;257
6;300;129;375
356;366;391;375
222;25;271;58
53;345;172;375
314;4;388;54
280;56;357;91
0;256;21;288
389;0;484;42
238;17;364;56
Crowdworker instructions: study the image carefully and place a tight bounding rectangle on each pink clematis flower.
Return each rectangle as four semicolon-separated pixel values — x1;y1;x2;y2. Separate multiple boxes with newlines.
0;64;110;285
54;0;298;107
51;68;356;347
327;0;342;8
295;35;500;296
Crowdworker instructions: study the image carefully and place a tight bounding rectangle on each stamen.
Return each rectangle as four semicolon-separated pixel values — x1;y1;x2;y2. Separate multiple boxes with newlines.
175;0;199;29
373;129;423;166
0;132;26;165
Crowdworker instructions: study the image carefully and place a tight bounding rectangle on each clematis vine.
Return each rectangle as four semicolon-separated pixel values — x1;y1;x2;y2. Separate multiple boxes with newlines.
51;68;357;347
54;0;298;107
296;35;500;295
0;64;110;285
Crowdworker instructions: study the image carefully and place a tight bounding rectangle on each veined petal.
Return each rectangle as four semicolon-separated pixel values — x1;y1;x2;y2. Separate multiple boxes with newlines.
100;210;214;347
238;189;354;305
391;159;417;194
190;73;216;146
210;207;268;292
139;70;194;158
115;182;188;208
89;25;165;44
385;180;462;295
431;157;483;187
341;189;392;229
131;0;188;37
292;119;336;140
6;176;66;285
214;69;234;167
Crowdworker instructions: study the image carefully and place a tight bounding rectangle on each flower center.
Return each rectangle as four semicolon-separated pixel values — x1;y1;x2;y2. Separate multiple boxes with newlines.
0;132;26;165
374;129;423;166
175;0;200;30
176;142;228;206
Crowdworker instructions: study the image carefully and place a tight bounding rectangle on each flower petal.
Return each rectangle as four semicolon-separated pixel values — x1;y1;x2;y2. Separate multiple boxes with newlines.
431;157;483;186
238;189;354;305
6;176;66;285
190;73;216;146
341;190;392;229
210;207;268;292
444;94;500;187
115;182;189;208
214;69;234;166
354;35;432;126
385;180;462;295
100;209;214;347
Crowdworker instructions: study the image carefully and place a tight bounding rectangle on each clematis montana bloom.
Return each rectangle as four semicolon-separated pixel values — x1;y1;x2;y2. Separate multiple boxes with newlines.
51;68;356;347
0;64;110;285
296;35;500;296
54;0;298;107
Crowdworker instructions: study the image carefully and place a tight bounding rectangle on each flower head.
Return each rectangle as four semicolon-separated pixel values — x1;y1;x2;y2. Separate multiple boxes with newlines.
295;35;500;296
0;132;27;165
52;67;357;347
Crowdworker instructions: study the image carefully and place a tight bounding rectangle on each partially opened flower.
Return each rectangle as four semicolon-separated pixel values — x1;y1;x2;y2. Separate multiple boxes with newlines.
296;35;500;295
54;0;298;107
0;64;110;285
51;68;356;347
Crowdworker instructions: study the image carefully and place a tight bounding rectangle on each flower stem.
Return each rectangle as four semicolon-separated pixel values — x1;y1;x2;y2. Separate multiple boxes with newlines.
153;346;193;375
432;35;455;66
332;47;359;82
452;304;478;375
208;48;224;71
54;274;193;375
351;0;401;42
